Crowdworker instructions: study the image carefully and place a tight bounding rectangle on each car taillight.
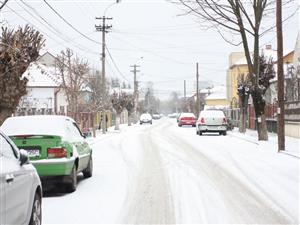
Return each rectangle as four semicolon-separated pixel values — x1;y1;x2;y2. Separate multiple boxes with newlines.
200;117;205;124
223;117;227;124
47;148;67;158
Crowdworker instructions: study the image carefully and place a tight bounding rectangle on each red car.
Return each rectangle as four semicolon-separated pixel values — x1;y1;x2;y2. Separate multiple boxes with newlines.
178;113;196;127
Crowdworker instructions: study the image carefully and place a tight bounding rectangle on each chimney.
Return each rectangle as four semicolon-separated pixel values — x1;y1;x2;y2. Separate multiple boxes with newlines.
265;44;272;50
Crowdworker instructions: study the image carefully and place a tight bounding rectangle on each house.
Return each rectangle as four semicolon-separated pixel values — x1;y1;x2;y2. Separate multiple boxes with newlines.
17;63;62;116
226;52;248;108
226;45;277;108
37;51;57;67
205;85;229;109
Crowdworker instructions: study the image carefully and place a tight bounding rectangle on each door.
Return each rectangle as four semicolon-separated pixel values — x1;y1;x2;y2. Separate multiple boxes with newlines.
0;134;32;225
67;121;91;171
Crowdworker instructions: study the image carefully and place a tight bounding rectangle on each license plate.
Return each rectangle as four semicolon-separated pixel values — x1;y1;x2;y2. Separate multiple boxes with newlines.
26;149;40;157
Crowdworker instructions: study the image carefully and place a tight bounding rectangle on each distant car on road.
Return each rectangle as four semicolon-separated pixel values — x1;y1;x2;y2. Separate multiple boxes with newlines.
152;114;161;120
1;115;93;193
178;113;196;127
0;130;42;225
140;113;152;124
168;113;178;118
196;110;228;135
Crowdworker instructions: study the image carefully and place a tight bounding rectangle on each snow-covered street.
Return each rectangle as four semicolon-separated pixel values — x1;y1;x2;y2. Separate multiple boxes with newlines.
43;118;299;224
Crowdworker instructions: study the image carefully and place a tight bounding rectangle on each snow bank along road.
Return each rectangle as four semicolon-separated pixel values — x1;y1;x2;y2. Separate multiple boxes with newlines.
43;118;299;224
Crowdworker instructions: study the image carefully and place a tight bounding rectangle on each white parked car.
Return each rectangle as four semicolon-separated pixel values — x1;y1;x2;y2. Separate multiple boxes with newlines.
152;114;161;120
196;110;228;135
0;130;42;225
140;113;152;125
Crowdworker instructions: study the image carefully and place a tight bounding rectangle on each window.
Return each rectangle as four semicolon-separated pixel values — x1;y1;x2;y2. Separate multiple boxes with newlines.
65;121;83;140
0;134;17;159
71;122;84;138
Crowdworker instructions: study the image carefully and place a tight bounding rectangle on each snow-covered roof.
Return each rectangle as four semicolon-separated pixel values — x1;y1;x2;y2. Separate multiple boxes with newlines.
231;46;281;67
179;113;196;118
24;63;61;87
206;85;227;100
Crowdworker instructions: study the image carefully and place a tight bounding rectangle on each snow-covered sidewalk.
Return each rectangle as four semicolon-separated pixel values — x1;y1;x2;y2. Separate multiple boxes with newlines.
229;128;300;157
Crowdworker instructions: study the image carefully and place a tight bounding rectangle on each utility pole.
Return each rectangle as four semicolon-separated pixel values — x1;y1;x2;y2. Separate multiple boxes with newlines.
95;16;112;134
130;64;140;123
196;62;200;118
276;0;285;151
184;80;186;112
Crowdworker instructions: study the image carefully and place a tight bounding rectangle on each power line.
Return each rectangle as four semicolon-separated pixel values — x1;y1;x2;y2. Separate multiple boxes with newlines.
42;0;101;45
106;45;129;82
5;4;98;64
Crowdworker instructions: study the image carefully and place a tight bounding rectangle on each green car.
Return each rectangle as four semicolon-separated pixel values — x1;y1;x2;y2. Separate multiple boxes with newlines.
1;115;93;192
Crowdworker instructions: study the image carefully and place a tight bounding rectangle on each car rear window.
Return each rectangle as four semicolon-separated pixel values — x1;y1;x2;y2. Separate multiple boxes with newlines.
200;110;225;118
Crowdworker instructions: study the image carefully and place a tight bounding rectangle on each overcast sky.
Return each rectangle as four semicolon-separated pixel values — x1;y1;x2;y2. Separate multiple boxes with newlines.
1;0;299;99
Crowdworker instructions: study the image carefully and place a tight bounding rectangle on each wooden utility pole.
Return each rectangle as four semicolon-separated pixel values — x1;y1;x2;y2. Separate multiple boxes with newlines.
130;64;140;123
196;62;200;118
95;16;112;134
276;0;285;151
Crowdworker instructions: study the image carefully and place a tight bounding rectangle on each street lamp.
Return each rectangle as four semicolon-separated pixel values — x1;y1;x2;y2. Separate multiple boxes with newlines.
103;0;121;16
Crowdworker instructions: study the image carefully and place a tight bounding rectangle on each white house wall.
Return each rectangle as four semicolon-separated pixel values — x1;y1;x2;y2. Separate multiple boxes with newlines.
21;87;55;109
56;90;68;114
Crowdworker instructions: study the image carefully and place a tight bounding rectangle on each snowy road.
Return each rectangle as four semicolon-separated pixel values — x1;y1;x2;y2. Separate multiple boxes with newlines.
43;118;299;224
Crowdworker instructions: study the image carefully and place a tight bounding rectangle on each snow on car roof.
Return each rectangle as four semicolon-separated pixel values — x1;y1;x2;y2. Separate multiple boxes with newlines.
179;113;195;118
140;113;152;118
200;110;225;117
1;115;75;137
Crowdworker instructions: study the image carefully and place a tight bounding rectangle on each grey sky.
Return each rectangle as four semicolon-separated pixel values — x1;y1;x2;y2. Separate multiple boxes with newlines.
1;0;299;99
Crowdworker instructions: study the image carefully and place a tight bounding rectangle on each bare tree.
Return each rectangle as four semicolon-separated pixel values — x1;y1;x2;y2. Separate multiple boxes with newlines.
175;0;292;140
111;91;127;130
0;25;44;124
124;93;135;126
237;74;250;133
55;48;89;121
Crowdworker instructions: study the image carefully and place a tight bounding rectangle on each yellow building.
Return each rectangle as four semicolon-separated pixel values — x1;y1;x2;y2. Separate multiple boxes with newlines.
226;52;248;108
226;45;280;108
205;85;229;108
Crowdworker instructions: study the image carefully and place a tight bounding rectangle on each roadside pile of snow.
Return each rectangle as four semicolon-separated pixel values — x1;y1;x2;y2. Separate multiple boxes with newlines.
229;128;299;157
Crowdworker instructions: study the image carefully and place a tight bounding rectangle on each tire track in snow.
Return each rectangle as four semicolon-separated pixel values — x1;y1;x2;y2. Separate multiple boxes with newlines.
122;122;176;224
162;122;294;224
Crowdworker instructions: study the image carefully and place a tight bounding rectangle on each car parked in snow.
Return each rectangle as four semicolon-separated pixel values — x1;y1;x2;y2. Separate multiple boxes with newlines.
152;114;161;120
178;113;196;127
0;130;42;225
140;113;152;125
196;110;228;135
1;115;93;193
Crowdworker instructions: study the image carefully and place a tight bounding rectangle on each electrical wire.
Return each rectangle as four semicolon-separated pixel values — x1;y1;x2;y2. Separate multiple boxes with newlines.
5;4;99;64
105;45;130;82
42;0;101;45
